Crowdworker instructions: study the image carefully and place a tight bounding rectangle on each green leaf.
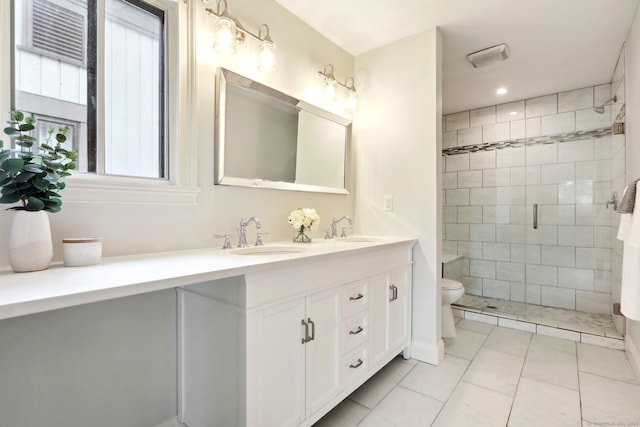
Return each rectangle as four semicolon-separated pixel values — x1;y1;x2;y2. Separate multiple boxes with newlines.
23;163;43;173
18;124;34;132
25;196;45;211
25;116;36;126
46;205;61;213
1;186;16;195
15;172;36;183
0;176;11;186
56;134;66;143
15;140;33;149
57;182;66;190
40;144;54;151
33;179;50;191
12;111;24;122
3;127;18;135
0;193;21;204
1;158;24;175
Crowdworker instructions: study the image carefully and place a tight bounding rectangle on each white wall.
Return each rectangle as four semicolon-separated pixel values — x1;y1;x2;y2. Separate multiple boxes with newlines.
0;0;355;267
354;29;443;364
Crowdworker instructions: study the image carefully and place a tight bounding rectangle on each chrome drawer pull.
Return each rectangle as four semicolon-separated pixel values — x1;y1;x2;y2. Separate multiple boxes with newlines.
349;358;364;369
349;326;364;335
349;293;364;301
301;319;309;344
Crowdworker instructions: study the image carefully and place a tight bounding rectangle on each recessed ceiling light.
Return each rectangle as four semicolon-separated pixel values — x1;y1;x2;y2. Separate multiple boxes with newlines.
496;87;508;95
509;111;518;115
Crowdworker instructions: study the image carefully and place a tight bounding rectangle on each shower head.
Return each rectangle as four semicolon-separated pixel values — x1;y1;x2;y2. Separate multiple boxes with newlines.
594;95;617;114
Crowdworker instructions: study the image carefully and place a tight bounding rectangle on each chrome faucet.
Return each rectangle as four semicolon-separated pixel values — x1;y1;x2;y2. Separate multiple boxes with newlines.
238;216;261;248
330;216;352;238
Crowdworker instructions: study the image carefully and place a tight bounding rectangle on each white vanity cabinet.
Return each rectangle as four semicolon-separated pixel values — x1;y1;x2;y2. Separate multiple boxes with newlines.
178;243;414;427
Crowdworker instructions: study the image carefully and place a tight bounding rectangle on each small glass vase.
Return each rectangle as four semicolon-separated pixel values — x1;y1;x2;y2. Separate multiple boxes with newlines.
292;226;312;243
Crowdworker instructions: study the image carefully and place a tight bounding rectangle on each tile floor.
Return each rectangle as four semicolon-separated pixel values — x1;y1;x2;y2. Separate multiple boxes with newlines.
313;319;640;427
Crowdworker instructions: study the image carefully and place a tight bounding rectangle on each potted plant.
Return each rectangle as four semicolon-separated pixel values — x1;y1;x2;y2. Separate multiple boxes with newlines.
0;109;77;272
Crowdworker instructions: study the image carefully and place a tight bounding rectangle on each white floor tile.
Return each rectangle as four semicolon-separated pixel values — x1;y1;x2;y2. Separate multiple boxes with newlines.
481;326;532;357
313;398;369;427
443;328;488;360
521;334;578;390
577;343;638;383
358;386;442;427
431;381;513;427
462;348;525;397
399;356;470;402
508;377;581;427
580;372;640;425
457;319;495;335
348;359;415;409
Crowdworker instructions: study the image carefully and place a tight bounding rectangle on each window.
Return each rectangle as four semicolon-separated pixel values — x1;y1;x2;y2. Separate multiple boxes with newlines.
13;0;167;179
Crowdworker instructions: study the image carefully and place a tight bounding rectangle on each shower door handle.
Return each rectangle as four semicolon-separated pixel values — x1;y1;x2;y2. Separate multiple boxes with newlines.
533;204;538;230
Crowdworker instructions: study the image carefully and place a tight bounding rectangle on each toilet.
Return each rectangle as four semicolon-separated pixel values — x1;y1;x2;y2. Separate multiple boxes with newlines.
441;278;465;338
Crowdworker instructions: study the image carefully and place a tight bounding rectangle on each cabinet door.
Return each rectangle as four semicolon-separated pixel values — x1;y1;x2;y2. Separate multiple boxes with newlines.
368;272;390;367
250;298;306;427
388;266;411;352
305;287;341;417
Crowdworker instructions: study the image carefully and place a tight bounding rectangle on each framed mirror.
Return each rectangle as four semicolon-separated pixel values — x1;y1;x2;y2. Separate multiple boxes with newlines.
215;68;351;194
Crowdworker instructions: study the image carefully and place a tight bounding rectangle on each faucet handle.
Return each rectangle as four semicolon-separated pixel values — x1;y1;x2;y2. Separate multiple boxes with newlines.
215;233;232;249
324;228;331;239
341;227;352;238
255;231;269;246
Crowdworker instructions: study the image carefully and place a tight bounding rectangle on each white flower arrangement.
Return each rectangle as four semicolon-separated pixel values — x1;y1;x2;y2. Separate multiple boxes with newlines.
288;208;320;243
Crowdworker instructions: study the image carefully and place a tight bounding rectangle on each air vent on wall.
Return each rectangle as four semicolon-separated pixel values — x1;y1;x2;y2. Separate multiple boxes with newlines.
466;44;510;68
32;0;85;64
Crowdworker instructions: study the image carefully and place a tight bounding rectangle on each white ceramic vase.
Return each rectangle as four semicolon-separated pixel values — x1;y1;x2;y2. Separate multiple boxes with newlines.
9;210;53;273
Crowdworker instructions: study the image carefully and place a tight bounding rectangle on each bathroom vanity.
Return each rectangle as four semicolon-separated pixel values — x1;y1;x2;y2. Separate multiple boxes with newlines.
0;237;415;427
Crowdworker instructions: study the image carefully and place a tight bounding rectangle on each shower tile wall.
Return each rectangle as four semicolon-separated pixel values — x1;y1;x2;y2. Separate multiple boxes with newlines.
443;84;615;314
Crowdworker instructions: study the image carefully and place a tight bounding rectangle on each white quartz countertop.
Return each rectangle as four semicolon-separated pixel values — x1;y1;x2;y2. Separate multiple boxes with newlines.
0;236;416;321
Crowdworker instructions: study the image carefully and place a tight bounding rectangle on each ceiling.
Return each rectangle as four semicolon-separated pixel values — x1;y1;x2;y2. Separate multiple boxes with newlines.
274;0;639;114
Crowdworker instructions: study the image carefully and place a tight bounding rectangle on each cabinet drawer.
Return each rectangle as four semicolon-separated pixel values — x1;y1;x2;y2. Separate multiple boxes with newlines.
342;279;369;319
342;312;368;354
342;344;368;387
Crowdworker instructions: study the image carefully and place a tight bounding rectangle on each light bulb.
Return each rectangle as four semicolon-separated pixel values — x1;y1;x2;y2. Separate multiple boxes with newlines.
213;16;237;54
346;89;358;112
258;40;277;73
324;78;337;101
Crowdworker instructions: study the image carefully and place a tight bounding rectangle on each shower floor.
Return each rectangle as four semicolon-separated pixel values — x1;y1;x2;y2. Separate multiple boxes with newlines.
454;294;622;339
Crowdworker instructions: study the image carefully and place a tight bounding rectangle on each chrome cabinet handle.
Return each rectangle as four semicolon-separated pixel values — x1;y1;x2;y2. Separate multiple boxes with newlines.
307;317;315;342
389;284;398;302
389;284;394;302
349;293;364;301
349;358;364;369
349;326;364;335
301;319;309;344
533;204;538;230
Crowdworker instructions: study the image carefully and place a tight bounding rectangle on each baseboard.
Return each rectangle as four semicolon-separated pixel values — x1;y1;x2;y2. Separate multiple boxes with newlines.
155;417;182;427
625;334;640;383
410;339;444;365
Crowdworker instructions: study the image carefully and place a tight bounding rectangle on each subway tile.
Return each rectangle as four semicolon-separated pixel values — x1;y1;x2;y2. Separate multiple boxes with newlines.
457;126;482;147
445;189;470;206
594;137;612;160
576;205;611;226
482;243;511;261
576;248;612;270
526;185;558;205
526;225;558;245
525;117;541;137
443;172;457;189
462;276;483;294
510;166;526;185
443;207;458;224
593;182;612;204
526;264;558;286
558;226;594;247
575;181;594;204
558;267;594;291
443;130;457;149
458;170;483;188
526;144;558;166
558;182;576;204
483;279;511;299
445;111;470;131
483;206;510;224
527;284;542;304
458;241;483;259
470;259;496;279
525;94;557;118
497;146;525;168
558;87;594;112
463;311;498;326
498;317;537;333
541;112;575;135
497;261;525;282
594;270;612;293
575;159;611;182
594;226;612;248
458;206;483;224
541;286;576;310
541;246;575;267
526;166;541;185
496;224;526;244
510;120;526;140
510;206;526;224
443;240;458;255
540;163;575;185
576;106;612;131
483;122;510;143
557;139;594;163
470;224;496;242
497;101;525;122
510;282;526;302
470;188;497;206
540;205;575;226
580;334;624;350
526;245;541;264
483;168;510;187
470;106;496;127
446;153;469;172
469;150;496;170
537;325;580;341
446;223;470;241
511;244;525;263
576;291;610;314
496;186;526;205
611;144;625;174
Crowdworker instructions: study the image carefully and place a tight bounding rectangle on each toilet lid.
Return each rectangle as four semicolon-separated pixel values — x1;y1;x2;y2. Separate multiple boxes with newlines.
441;278;464;290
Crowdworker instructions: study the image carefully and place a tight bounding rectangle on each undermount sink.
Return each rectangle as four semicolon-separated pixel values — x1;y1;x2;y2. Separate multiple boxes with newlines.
340;236;381;243
230;245;308;255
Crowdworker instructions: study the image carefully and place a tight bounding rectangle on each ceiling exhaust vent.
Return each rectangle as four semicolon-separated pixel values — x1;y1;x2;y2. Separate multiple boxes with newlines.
466;44;510;68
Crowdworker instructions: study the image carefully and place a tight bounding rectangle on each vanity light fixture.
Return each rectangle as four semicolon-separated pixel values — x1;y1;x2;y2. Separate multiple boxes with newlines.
205;0;277;73
318;65;358;111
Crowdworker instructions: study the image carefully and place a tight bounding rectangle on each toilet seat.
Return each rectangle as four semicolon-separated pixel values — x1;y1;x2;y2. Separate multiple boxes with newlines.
441;278;463;290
